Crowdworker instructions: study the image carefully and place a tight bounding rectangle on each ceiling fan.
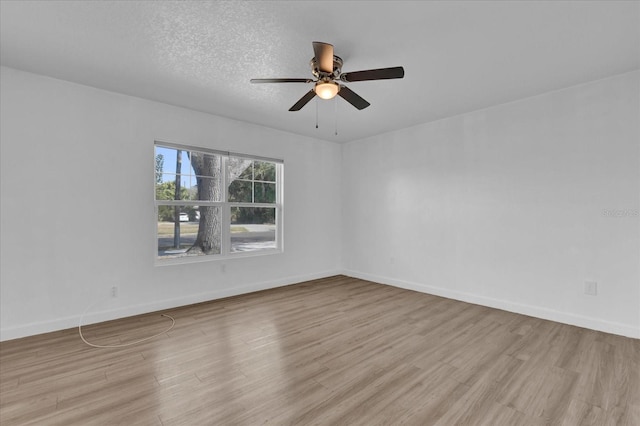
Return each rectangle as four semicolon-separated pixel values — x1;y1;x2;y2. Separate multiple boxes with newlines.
250;41;404;111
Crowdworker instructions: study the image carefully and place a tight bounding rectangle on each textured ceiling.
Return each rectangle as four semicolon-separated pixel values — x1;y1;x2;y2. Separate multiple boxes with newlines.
1;1;638;143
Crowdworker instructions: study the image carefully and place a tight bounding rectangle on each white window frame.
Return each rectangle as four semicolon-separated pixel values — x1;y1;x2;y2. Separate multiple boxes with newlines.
154;141;283;265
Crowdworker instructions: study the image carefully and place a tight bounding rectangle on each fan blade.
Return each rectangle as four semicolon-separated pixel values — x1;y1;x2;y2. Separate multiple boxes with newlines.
289;90;316;111
338;85;370;110
313;41;334;74
251;78;313;83
340;66;405;82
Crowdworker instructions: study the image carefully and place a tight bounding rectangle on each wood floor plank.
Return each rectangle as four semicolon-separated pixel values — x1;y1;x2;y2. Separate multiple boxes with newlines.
1;275;638;425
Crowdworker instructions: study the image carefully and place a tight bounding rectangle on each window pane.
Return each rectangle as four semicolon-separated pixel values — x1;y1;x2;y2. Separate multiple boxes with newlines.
230;207;276;253
193;176;222;201
229;157;253;180
156;178;191;201
254;161;276;182
155;147;192;180
188;152;219;178
189;153;222;201
254;182;276;203
157;206;222;259
228;180;252;202
155;147;222;202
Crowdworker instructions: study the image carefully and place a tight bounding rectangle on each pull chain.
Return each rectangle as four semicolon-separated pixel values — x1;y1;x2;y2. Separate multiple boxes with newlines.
313;97;338;135
334;97;338;136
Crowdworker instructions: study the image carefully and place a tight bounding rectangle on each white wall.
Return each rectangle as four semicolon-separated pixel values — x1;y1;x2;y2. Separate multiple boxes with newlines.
343;71;640;338
0;66;343;341
2;67;638;341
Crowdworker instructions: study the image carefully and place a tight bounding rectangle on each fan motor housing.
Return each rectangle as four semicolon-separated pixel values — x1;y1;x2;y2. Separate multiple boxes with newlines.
310;55;343;79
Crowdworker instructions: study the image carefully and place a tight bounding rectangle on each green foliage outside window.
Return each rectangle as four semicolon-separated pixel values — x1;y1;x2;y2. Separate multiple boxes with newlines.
156;181;193;221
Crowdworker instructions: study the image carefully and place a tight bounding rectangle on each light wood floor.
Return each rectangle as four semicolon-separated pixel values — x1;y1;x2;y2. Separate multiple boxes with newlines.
1;276;638;425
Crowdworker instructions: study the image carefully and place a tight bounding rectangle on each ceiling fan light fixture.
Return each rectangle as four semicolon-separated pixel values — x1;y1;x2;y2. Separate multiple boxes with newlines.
251;41;404;111
315;81;339;100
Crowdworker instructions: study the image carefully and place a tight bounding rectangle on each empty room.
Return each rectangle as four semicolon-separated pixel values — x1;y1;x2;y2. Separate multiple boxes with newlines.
1;1;638;425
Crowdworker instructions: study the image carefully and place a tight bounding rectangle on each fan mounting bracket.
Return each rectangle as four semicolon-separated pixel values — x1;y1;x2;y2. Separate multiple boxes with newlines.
310;55;343;79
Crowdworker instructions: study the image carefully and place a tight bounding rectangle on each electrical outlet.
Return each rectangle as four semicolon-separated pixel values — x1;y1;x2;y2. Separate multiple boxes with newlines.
584;281;597;296
111;286;118;298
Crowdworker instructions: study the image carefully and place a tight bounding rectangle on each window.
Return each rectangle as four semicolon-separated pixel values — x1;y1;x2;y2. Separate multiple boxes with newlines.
155;142;282;262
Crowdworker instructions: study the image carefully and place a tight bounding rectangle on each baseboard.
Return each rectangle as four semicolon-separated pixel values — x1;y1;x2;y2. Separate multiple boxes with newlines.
342;269;640;339
5;269;637;341
0;269;342;342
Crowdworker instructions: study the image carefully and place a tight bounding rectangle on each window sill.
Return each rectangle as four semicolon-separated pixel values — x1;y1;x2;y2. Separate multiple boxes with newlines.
154;248;283;267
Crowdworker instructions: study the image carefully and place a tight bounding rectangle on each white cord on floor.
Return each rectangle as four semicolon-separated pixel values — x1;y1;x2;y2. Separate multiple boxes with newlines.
78;301;175;348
